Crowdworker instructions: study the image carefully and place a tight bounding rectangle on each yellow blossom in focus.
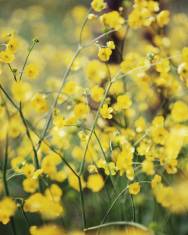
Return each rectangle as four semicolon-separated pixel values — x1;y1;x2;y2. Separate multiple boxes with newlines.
107;41;115;50
128;182;141;195
91;0;106;12
98;47;112;62
100;11;125;30
100;104;113;119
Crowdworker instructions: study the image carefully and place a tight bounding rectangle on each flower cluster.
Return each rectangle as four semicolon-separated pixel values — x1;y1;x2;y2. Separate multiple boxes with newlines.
0;0;188;234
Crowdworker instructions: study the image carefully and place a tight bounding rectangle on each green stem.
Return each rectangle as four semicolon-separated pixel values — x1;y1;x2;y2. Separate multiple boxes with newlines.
19;103;40;170
84;221;149;232
8;64;17;81
78;176;87;228
19;40;37;81
37;46;82;150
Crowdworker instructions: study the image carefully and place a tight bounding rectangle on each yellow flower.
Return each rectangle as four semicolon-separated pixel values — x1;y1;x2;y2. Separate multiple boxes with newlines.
9;116;24;138
23;178;38;193
78;131;89;143
152;115;164;128
74;102;89;119
68;173;86;191
107;40;115;50
182;47;188;63
0;197;17;224
114;95;132;111
128;182;141;195
7;37;19;53
87;174;104;192
98;47;112;62
110;81;124;95
124;227;153;235
91;86;104;102
156;58;170;74
45;184;63;202
151;174;162;189
11;81;31;102
22;164;35;177
24;193;63;219
91;0;106;12
100;11;125;30
120;53;146;74
135;117;146;133
25;63;39;79
171;101;188;122
128;0;159;29
157;10;170;27
63;80;78;95
142;160;155;175
30;225;64;235
31;94;48;113
100;104;113;119
128;8;155;29
0;50;15;63
85;60;107;83
151;127;168;145
41;154;61;179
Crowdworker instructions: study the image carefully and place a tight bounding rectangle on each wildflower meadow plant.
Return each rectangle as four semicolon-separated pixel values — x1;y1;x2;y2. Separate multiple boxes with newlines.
0;0;188;235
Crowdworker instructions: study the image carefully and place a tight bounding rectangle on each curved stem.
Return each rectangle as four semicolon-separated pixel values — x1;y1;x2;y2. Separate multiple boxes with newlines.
19;40;37;81
84;221;149;232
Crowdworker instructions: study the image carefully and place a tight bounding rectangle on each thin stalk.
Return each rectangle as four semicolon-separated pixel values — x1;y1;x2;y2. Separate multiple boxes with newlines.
130;195;136;222
78;80;112;176
84;221;149;232
19;103;40;170
19;40;37;81
79;8;91;45
37;46;82;150
94;131;116;191
78;176;87;228
8;64;17;81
